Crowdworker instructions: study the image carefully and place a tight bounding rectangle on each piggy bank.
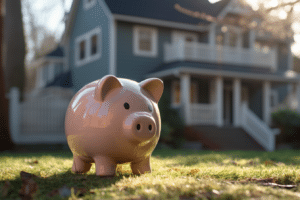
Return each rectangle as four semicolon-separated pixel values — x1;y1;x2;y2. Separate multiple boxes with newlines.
65;75;163;176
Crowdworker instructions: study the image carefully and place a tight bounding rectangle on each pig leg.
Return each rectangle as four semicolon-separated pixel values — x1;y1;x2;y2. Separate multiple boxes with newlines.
131;157;151;175
72;156;92;174
94;156;116;177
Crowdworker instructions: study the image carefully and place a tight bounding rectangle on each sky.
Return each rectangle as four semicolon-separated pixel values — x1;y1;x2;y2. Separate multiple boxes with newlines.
27;0;73;39
27;0;300;58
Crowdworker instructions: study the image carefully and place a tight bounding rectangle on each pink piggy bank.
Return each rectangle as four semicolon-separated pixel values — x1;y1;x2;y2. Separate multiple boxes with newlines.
65;75;163;177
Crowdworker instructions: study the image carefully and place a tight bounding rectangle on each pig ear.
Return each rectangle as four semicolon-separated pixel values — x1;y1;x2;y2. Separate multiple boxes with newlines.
139;78;164;103
94;75;122;102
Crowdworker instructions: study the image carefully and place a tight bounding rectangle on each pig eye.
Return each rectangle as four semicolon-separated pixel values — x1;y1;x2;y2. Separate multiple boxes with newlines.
148;104;153;112
124;102;130;109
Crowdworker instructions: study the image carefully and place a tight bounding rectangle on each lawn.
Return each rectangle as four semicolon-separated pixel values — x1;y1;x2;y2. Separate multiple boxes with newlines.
1;148;300;199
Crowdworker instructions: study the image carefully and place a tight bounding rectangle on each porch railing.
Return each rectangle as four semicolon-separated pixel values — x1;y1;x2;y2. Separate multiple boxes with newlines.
164;41;277;70
189;104;216;125
240;102;275;151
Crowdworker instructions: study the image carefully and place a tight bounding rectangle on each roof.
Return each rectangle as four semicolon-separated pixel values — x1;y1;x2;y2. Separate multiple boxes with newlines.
104;0;231;25
148;61;300;83
45;46;64;58
62;0;232;43
150;61;274;74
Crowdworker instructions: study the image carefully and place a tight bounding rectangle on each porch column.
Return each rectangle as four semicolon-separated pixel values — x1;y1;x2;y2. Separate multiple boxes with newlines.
233;79;241;127
263;81;271;125
293;83;300;112
180;74;191;125
215;76;223;126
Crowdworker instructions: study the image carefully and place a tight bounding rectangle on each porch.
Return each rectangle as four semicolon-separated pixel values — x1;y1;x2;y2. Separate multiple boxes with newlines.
169;72;300;152
164;40;277;71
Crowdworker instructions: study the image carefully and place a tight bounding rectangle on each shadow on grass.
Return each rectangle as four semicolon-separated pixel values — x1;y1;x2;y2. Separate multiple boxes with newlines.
153;148;300;166
0;169;135;199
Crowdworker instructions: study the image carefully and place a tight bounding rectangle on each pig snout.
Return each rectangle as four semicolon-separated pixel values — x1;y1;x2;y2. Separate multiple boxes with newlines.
124;112;156;141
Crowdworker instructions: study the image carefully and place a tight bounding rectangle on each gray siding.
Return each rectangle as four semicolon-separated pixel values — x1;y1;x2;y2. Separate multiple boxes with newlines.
68;0;110;92
277;43;290;72
116;21;171;82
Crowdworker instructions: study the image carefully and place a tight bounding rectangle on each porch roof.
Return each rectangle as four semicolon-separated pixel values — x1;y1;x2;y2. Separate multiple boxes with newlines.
147;61;300;83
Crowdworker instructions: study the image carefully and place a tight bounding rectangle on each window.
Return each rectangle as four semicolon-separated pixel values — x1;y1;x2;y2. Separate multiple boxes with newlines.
254;41;271;54
172;81;181;106
133;26;158;57
91;35;98;55
84;0;96;10
75;27;101;67
171;80;199;107
216;26;241;48
80;41;86;60
271;90;279;107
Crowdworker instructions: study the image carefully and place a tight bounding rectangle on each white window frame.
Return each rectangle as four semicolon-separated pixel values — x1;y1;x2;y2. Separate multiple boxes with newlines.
48;62;55;83
171;80;181;108
84;0;97;10
75;27;102;67
271;89;279;108
216;25;242;48
171;80;198;107
133;26;158;57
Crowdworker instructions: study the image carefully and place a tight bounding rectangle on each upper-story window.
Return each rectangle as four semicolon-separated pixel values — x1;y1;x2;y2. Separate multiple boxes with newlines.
216;25;242;48
75;27;101;67
254;41;272;54
84;0;96;10
133;26;158;57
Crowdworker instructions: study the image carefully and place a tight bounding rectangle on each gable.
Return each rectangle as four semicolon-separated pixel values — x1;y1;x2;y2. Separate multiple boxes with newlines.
63;0;232;43
104;0;231;25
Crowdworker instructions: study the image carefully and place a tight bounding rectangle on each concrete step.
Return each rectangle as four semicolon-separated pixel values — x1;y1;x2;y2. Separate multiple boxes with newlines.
184;125;265;151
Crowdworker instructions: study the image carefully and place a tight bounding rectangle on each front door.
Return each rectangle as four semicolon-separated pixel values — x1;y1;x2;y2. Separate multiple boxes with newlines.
223;86;233;125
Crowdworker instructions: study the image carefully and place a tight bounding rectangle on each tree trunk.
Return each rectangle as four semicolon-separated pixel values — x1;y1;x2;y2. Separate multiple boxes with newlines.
0;0;14;151
4;0;26;101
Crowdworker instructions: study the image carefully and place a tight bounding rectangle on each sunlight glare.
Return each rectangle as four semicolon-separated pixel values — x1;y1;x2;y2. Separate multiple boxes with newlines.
279;10;288;19
292;34;300;57
244;0;259;11
295;3;300;12
295;34;300;43
292;22;300;32
208;0;222;3
264;0;279;9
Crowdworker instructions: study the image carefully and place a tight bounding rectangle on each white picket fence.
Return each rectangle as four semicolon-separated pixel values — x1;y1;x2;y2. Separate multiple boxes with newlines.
8;87;74;144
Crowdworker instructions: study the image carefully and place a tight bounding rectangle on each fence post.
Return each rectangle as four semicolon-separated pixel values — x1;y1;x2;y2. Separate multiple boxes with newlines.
9;87;20;143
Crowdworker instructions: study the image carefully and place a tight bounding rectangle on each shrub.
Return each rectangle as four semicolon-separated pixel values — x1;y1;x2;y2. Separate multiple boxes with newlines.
158;92;185;149
272;109;300;147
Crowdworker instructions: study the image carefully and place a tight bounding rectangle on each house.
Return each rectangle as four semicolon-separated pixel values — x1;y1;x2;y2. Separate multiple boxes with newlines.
35;0;300;151
29;46;72;90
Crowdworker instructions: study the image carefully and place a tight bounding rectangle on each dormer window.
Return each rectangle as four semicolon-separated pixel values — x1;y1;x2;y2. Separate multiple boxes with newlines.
133;26;158;57
84;0;96;10
216;26;242;48
255;42;271;54
75;27;101;67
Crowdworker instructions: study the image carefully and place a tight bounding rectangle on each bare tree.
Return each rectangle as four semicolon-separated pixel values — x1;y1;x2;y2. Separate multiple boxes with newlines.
4;0;26;101
175;0;300;41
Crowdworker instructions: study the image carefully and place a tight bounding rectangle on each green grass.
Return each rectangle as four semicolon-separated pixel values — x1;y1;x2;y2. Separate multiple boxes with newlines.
2;149;300;199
